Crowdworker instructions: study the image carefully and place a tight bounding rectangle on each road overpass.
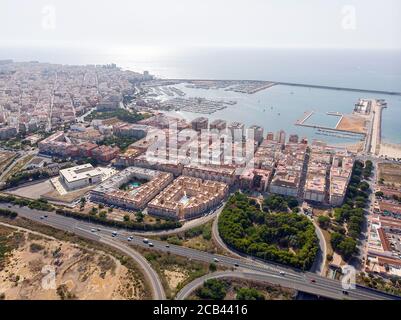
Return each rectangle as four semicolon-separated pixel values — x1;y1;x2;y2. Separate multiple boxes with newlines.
1;203;399;301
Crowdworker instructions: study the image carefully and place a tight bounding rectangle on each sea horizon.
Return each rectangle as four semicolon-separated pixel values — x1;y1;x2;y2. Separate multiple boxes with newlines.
1;45;401;145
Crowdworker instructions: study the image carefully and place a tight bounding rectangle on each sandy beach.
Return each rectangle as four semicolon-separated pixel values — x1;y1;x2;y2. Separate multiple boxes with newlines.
379;143;401;159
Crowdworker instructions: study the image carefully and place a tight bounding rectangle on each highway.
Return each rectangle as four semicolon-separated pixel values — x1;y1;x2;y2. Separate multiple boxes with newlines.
1;203;399;300
0;203;165;300
175;271;338;300
131;202;224;236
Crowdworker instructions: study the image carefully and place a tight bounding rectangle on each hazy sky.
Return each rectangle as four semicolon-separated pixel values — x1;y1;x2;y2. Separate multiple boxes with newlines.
1;0;400;51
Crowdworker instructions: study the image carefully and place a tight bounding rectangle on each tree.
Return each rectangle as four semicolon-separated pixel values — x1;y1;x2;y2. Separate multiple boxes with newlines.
99;211;107;219
79;197;86;209
123;214;130;222
219;193;318;269
358;181;370;192
331;232;344;249
286;196;299;209
198;279;228;300
337;237;358;260
318;216;330;229
135;211;144;223
236;287;265;300
263;194;288;212
375;191;384;197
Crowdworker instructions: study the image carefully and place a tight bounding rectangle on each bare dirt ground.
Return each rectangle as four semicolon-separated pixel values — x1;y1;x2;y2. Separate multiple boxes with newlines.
7;180;54;199
336;115;367;133
378;162;401;186
42;184;93;204
0;151;16;173
163;266;189;293
0;224;148;300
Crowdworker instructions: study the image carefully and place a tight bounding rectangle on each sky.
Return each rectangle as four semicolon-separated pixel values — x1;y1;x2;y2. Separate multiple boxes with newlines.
0;0;400;52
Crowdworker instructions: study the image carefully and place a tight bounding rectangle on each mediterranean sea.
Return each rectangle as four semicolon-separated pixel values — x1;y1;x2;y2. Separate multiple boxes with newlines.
1;46;400;144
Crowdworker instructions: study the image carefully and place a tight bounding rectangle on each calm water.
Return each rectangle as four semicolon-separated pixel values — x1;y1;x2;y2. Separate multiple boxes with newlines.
162;83;401;145
1;46;401;144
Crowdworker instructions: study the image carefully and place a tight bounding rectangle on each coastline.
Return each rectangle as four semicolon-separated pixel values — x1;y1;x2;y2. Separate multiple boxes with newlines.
379;143;401;159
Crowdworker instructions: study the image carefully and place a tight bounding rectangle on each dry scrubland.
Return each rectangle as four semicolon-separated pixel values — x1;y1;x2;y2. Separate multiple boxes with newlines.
134;245;216;299
0;222;149;300
378;163;401;186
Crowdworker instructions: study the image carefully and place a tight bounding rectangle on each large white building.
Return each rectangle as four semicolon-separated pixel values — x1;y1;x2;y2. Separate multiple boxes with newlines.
60;164;103;190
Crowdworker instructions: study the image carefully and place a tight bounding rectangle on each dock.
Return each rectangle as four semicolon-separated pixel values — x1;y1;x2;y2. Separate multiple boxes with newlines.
370;100;386;155
295;111;314;125
295;110;366;137
166;79;401;96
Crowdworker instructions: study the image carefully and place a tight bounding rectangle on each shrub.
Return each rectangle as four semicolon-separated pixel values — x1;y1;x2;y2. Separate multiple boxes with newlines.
198;279;228;300
54;209;181;231
0;208;18;219
318;216;330;229
236;287;265;300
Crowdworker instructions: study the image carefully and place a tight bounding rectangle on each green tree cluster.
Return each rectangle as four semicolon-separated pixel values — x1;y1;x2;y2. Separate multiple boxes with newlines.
236;287;265;300
197;279;229;300
219;193;318;269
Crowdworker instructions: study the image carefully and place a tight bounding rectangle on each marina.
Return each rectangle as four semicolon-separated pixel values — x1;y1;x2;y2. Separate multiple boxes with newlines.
149;82;401;147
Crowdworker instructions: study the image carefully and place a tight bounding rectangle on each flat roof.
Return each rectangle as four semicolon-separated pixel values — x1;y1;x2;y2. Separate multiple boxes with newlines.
60;164;103;182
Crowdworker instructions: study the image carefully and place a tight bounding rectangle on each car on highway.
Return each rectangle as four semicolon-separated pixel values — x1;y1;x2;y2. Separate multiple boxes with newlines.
143;238;149;244
91;228;96;233
7;205;11;208
165;244;170;248
310;279;316;283
44;215;48;218
342;290;349;295
96;228;101;232
213;258;219;263
127;236;133;242
279;271;286;276
112;231;118;237
40;216;45;219
148;242;154;247
234;263;239;267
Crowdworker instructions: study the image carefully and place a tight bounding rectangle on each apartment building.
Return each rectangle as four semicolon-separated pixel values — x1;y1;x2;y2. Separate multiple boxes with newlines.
182;164;237;186
329;155;354;206
147;176;228;220
91;145;120;163
90;166;173;210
